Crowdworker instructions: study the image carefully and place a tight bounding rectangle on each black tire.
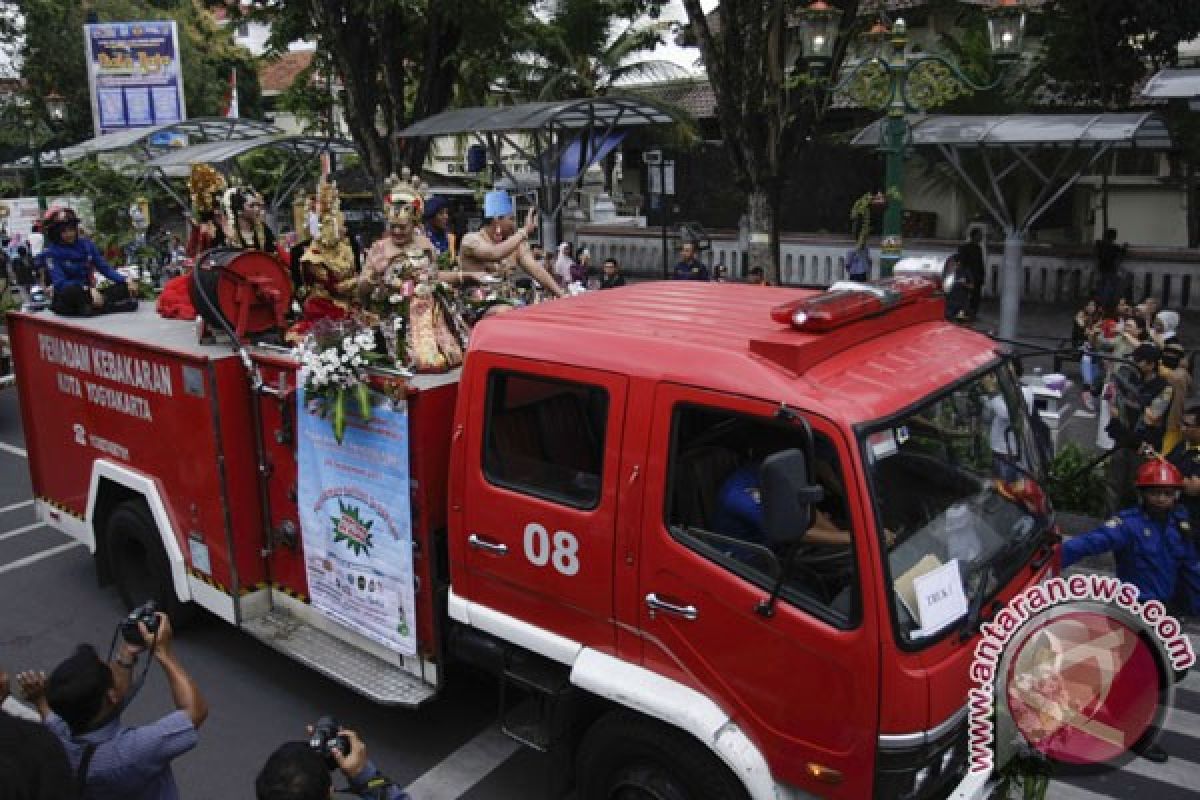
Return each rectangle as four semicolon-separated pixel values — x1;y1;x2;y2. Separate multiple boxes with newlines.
576;711;750;800
106;500;195;625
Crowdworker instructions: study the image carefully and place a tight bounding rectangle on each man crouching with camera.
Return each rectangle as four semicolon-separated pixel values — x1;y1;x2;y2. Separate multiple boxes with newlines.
16;604;207;799
256;716;410;800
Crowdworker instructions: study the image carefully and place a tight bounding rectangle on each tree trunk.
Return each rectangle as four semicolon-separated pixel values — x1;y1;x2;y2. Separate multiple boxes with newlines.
746;189;774;282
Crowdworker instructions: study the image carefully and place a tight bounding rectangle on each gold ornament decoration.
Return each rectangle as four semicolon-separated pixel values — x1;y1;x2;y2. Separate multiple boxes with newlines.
188;163;227;217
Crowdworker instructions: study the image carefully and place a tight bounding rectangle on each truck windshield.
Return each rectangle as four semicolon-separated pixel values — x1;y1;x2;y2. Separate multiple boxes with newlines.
860;363;1051;644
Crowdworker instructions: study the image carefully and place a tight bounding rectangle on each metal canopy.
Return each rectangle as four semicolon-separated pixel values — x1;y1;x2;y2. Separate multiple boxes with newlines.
851;113;1173;149
852;112;1174;340
1142;68;1200;99
397;96;675;245
397;97;674;137
135;134;357;226
7;117;282;168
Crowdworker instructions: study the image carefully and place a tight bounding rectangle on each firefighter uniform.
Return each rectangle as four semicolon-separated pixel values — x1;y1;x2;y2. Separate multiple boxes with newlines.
1167;441;1200;521
1062;507;1200;613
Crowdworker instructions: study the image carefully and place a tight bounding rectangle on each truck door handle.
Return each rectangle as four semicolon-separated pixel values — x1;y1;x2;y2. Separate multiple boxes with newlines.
645;593;698;621
468;533;509;555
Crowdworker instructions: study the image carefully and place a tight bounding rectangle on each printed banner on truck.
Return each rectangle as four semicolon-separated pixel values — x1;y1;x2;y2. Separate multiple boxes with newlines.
84;21;187;136
297;389;416;656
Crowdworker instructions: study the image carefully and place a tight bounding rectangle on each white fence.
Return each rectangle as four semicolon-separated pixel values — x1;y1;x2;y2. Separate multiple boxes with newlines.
573;226;1200;310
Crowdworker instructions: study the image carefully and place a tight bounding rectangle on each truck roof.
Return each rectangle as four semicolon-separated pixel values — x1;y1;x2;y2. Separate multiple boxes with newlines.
471;283;1000;425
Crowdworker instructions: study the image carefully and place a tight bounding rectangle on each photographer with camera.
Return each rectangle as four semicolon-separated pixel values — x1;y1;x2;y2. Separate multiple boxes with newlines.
256;717;410;800
15;604;207;799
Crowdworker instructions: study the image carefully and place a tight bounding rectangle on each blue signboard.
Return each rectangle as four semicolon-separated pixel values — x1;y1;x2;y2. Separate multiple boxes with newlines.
84;21;187;136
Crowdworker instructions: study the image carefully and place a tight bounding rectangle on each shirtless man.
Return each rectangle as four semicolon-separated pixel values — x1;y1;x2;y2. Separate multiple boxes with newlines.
456;190;565;298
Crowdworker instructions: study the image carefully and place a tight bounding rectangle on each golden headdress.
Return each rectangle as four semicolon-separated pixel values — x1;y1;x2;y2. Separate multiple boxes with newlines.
384;168;428;225
315;178;346;245
188;163;227;217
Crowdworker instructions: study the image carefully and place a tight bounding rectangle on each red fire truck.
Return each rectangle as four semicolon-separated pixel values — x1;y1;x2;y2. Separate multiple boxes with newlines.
8;278;1058;799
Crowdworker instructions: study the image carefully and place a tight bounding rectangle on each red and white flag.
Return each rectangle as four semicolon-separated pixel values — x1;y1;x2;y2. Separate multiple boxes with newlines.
223;68;239;118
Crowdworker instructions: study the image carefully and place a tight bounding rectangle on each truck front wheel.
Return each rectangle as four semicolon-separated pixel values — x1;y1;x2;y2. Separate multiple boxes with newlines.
576;711;750;800
106;500;194;625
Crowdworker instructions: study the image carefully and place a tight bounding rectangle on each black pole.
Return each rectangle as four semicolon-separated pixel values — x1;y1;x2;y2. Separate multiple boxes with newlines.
660;156;668;280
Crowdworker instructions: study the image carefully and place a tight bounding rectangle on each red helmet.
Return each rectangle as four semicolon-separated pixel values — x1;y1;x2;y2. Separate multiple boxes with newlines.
1135;460;1183;489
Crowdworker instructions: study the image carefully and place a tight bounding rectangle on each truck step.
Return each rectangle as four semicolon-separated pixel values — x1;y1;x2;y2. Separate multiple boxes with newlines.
498;652;573;753
243;609;435;708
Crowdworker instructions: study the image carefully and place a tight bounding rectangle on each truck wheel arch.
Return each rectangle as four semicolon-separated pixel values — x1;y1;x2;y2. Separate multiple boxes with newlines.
86;460;192;606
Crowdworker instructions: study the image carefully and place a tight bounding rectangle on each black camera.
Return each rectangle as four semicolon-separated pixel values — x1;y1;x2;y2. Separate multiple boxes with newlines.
119;601;161;646
309;716;352;769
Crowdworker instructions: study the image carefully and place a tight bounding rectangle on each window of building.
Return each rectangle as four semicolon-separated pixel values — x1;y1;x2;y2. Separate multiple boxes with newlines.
483;371;608;509
664;405;860;627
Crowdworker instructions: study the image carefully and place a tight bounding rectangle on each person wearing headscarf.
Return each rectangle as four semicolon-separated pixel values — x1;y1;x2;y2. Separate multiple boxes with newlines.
421;195;453;257
1154;310;1180;350
553;242;575;287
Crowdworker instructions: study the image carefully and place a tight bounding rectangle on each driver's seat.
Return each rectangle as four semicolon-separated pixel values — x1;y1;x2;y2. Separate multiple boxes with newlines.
672;446;741;530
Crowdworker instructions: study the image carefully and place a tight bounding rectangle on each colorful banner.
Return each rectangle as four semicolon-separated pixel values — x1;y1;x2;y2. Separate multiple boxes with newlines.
84;21;187;136
297;389;417;656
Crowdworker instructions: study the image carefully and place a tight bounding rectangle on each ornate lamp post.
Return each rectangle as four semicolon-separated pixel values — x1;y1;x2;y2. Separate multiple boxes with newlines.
798;0;1030;277
17;92;68;212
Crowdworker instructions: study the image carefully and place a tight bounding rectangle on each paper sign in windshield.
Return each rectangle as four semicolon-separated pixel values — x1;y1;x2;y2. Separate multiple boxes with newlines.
912;559;969;635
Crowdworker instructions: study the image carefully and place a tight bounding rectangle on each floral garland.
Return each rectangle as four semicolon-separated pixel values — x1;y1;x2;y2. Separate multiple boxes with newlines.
294;319;384;444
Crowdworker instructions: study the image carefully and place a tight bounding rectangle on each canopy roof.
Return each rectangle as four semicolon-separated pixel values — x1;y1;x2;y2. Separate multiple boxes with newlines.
397;97;675;138
851;113;1172;150
1142;68;1200;100
142;134;357;179
9;117;282;168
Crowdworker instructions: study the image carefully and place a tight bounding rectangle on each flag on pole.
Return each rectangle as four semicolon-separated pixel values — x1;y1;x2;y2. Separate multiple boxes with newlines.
223;68;239;118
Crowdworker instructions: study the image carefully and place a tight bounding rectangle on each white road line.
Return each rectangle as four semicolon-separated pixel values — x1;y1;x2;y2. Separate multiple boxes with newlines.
1164;706;1200;739
0;499;33;514
402;724;521;800
0;541;83;574
0;441;27;458
0;522;45;541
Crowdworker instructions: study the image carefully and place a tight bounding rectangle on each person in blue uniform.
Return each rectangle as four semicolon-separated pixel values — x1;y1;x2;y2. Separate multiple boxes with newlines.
36;207;135;317
1061;458;1200;764
1062;459;1200;615
1167;403;1200;523
672;242;709;281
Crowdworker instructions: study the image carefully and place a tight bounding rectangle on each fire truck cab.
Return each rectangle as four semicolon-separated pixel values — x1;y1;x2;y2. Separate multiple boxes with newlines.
9;279;1057;799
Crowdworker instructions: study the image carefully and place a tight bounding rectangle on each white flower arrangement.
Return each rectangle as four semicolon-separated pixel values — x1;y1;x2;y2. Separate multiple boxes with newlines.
293;320;381;443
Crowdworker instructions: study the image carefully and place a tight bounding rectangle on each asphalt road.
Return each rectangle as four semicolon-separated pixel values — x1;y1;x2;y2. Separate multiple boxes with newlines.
0;386;546;799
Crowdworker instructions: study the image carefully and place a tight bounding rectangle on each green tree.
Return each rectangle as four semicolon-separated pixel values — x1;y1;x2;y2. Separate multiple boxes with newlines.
1026;0;1200;108
244;0;536;199
523;0;681;100
682;0;863;281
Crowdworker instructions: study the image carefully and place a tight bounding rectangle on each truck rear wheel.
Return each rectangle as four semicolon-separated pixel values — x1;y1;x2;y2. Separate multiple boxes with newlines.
576;711;749;800
106;500;194;625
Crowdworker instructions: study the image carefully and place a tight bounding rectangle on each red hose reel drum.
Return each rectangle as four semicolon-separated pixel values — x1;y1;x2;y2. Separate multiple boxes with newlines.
191;248;293;339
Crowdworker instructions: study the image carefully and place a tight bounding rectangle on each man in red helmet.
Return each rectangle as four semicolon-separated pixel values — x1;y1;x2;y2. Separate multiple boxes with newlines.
35;206;135;317
1062;458;1200;763
1063;458;1200;620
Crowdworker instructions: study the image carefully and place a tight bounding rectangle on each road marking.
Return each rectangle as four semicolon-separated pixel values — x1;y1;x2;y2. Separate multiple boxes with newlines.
402;724;521;800
0;441;27;458
1046;782;1118;800
0;541;83;574
0;522;45;541
0;499;33;514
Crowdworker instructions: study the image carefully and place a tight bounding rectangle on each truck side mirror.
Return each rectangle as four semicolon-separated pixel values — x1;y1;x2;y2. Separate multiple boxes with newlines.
759;449;824;549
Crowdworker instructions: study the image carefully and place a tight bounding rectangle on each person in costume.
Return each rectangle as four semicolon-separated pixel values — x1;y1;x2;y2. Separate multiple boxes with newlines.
359;171;466;372
458;190;565;299
36;207;137;317
422;195;454;257
296;180;359;327
160;164;229;320
220;187;276;254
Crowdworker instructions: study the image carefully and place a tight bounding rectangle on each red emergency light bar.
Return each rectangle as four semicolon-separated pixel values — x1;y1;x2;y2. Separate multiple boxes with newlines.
770;276;939;332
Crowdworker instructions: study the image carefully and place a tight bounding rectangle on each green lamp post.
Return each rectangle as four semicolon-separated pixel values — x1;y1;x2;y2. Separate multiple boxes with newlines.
17;92;68;212
797;0;1030;277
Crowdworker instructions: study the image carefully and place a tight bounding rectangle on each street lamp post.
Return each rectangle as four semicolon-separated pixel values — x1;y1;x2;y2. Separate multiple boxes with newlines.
798;0;1030;277
17;92;68;212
